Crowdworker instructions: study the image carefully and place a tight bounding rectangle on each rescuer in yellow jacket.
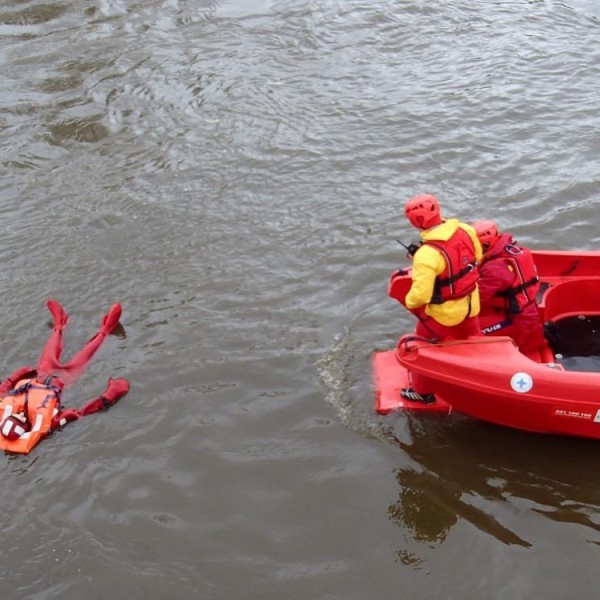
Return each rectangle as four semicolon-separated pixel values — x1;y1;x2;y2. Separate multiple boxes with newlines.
401;194;483;403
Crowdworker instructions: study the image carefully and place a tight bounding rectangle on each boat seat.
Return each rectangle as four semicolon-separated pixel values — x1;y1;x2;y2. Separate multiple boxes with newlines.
541;278;600;322
541;279;600;363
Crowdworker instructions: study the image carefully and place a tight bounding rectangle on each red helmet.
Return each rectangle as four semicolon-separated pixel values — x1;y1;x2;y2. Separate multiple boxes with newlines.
473;220;499;252
404;194;442;229
0;413;31;441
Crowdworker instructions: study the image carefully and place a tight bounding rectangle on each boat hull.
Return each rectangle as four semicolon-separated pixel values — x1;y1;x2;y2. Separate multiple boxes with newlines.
395;336;600;440
373;249;600;439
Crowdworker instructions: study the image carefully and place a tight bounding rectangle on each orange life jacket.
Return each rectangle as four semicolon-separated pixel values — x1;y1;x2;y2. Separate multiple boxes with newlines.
483;239;540;314
0;377;61;454
425;227;479;304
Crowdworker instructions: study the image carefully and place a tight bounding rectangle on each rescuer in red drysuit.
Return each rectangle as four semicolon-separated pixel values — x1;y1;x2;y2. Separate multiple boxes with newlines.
473;220;545;355
0;300;129;452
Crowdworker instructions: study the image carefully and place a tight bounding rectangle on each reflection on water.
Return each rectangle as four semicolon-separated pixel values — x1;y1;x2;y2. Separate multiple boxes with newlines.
389;468;459;546
383;414;600;561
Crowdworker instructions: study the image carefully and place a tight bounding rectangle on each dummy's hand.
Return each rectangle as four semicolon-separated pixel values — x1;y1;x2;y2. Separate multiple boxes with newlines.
101;378;130;404
52;407;81;430
59;408;80;424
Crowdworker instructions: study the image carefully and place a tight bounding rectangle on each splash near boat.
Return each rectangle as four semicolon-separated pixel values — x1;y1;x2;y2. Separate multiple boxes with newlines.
373;250;600;440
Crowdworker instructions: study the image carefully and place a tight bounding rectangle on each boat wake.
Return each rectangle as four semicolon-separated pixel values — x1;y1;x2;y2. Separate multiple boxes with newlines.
317;326;390;442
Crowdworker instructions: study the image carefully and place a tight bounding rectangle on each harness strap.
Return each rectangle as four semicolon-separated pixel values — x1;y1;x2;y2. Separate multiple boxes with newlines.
9;382;32;396
427;234;479;304
435;262;478;287
431;262;478;304
5;379;62;427
496;275;540;298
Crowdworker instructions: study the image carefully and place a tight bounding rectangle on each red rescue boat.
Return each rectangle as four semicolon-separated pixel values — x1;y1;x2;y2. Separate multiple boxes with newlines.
373;250;600;440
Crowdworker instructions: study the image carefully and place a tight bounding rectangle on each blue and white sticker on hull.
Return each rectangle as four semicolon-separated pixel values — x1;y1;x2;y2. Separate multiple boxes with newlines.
510;372;533;393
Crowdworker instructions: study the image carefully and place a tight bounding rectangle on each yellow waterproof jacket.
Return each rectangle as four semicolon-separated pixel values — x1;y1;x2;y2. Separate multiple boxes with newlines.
405;218;483;326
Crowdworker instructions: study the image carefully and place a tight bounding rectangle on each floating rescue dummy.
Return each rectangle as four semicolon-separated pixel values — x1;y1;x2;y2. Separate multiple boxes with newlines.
0;300;129;454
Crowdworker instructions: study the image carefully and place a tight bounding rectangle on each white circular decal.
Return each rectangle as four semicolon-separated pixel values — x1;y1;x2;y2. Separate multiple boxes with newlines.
510;372;533;393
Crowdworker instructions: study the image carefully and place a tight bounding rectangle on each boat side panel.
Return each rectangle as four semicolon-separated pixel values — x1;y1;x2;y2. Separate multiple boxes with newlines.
532;250;600;280
396;338;600;439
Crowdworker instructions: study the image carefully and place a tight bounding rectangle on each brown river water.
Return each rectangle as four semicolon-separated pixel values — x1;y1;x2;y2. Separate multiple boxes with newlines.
1;1;600;598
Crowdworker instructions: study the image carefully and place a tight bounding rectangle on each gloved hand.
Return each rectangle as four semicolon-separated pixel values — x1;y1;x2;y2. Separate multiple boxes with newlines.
395;267;410;276
58;408;80;424
100;378;130;405
51;407;81;430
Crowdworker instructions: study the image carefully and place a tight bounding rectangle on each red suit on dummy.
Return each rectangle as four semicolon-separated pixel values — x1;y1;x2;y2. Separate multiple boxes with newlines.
0;300;129;453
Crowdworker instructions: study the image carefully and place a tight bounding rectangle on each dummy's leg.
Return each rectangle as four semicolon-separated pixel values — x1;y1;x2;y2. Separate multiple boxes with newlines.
50;378;129;430
36;299;70;376
60;303;121;375
40;303;122;386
